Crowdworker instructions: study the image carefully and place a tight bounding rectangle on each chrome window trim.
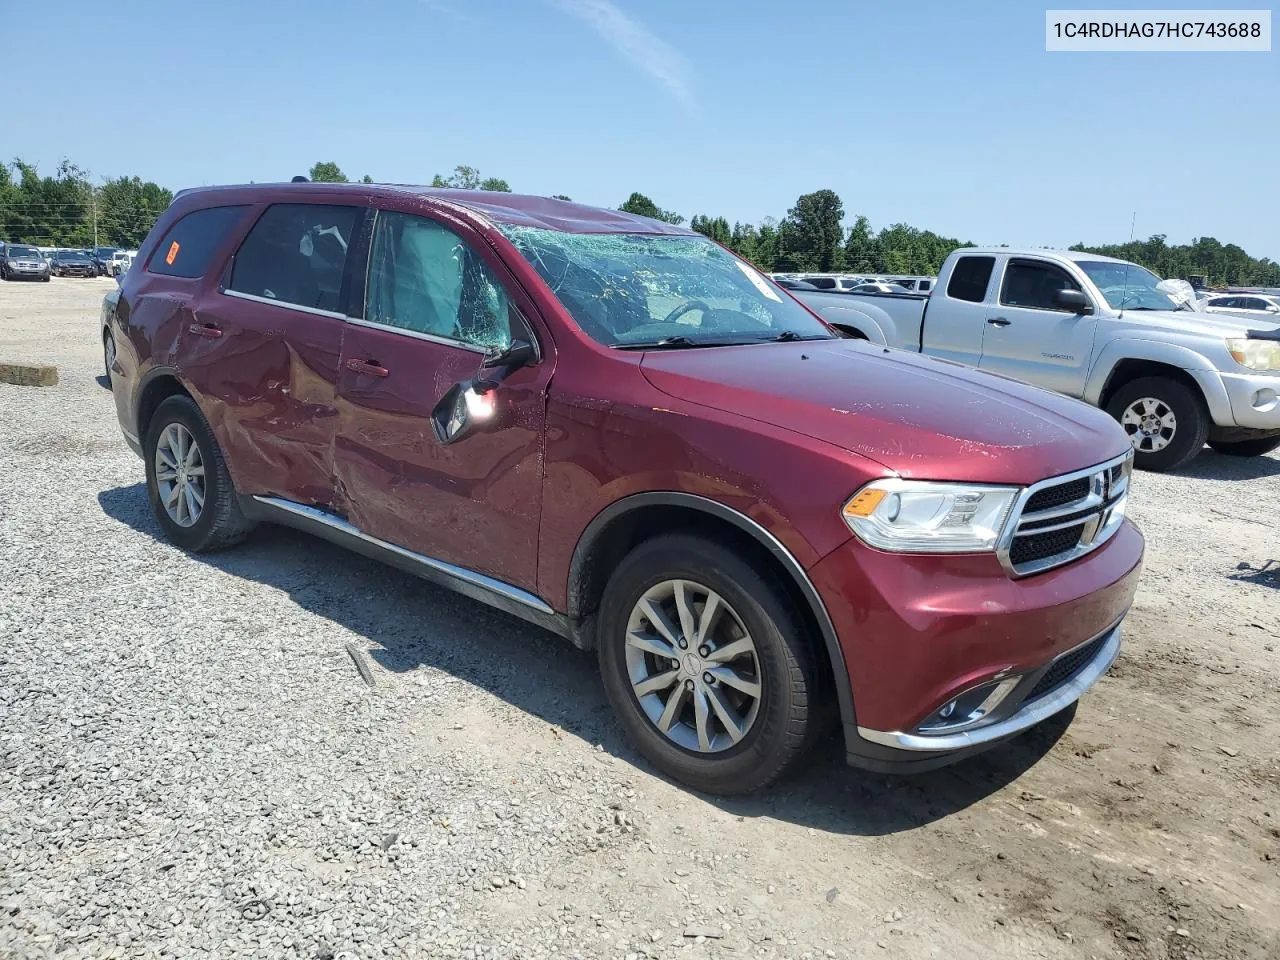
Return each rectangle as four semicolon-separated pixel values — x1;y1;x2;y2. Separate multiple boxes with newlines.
996;450;1133;578
221;288;346;320
858;623;1122;752
343;315;488;353
252;496;554;614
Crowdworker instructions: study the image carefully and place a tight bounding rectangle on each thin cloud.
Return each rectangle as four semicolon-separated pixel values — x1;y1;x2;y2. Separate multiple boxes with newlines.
417;0;480;26
550;0;694;112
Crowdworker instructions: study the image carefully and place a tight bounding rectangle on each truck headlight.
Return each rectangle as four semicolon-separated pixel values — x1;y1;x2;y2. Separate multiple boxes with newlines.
1227;337;1280;371
842;479;1020;553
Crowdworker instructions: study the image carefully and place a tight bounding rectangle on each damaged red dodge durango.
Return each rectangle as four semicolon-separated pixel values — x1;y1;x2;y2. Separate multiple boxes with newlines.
105;183;1143;793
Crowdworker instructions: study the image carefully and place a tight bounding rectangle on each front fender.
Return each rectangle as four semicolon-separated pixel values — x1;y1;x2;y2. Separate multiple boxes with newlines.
1084;339;1233;426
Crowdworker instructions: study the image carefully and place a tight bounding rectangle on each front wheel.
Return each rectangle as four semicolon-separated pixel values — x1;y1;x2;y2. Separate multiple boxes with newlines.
1105;376;1209;472
144;395;255;551
1208;436;1280;457
597;534;819;794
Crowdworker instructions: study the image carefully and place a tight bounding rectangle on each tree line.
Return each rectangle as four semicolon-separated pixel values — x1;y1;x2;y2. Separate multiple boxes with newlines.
4;157;1277;287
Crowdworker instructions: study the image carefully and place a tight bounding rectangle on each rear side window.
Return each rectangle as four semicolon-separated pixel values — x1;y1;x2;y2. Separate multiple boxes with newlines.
999;259;1080;310
918;280;932;292
947;256;995;302
228;203;360;314
147;205;248;278
806;277;837;289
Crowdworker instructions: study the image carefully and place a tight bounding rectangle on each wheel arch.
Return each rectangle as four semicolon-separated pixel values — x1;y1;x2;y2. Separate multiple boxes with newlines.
567;492;856;734
1084;342;1232;426
133;367;196;440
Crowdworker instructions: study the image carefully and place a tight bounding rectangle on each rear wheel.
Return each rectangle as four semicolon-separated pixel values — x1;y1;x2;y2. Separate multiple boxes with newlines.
1105;376;1209;472
102;331;116;381
597;534;819;794
144;395;255;552
1208;436;1280;457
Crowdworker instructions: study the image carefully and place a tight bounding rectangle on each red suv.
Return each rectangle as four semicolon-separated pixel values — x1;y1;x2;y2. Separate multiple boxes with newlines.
105;183;1143;794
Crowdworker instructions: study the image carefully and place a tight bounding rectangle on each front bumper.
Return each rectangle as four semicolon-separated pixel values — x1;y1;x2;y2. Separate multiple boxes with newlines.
1219;371;1280;430
809;518;1143;772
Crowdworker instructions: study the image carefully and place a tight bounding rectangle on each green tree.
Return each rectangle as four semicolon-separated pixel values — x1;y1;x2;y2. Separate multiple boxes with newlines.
97;175;173;247
308;161;349;183
618;191;684;225
777;189;845;272
552;194;572;201
690;214;731;245
479;177;511;192
431;165;511;191
361;174;374;184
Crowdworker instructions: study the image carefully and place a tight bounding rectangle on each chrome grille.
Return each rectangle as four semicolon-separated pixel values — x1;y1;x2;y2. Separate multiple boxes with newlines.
1000;452;1132;576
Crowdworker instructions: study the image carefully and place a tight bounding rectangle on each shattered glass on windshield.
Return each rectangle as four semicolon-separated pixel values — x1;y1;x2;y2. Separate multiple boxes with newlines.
500;227;832;347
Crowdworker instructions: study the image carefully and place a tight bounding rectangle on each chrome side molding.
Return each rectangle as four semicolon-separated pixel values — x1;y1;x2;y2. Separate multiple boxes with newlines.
248;496;568;636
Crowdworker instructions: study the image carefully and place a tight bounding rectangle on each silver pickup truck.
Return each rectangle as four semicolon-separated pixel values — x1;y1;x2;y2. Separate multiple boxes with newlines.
795;248;1280;471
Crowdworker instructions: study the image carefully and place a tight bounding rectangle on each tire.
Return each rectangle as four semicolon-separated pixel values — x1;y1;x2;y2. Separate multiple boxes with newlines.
102;330;115;381
143;395;255;552
1105;376;1210;472
1208;436;1280;457
597;534;819;794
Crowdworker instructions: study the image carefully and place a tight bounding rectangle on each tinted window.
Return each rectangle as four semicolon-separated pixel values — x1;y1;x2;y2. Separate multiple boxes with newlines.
947;256;994;302
918;280;932;291
147;206;247;278
365;211;512;350
999;259;1080;310
805;277;837;289
1243;298;1268;310
7;246;39;258
228;204;358;313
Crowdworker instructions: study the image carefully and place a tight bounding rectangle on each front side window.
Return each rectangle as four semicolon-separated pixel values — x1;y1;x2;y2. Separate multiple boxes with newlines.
999;260;1081;311
1075;260;1178;311
228;203;358;312
947;256;995;303
501;227;833;347
149;205;249;279
365;211;512;350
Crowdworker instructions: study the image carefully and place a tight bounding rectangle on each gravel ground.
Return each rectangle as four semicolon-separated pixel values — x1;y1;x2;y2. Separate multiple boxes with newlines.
1;278;1278;960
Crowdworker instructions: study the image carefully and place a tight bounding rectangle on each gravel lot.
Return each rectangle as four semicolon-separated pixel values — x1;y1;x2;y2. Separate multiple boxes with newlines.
2;278;1278;960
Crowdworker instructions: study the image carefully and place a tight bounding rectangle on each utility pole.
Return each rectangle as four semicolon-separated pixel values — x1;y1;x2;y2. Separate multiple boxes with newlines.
92;187;98;249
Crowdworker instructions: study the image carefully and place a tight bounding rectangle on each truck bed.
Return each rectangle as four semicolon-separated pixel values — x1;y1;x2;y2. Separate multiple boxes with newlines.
792;289;928;350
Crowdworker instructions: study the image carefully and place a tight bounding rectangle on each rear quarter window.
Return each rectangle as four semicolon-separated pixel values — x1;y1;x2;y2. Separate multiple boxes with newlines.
947;256;995;302
147;205;249;279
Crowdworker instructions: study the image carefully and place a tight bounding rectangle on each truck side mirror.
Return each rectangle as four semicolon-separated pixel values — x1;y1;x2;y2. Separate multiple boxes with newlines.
1055;288;1093;315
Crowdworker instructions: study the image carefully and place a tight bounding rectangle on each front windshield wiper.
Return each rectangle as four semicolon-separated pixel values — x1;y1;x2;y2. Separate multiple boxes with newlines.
766;330;831;342
613;336;750;350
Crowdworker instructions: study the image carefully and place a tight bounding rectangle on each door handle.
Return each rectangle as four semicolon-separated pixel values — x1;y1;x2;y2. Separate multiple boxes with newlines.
986;317;1011;327
345;358;389;378
188;322;223;339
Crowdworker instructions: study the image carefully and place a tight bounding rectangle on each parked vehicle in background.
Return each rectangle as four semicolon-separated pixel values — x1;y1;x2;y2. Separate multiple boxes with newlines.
849;282;913;294
799;275;868;292
885;276;936;294
104;182;1143;794
795;249;1280;470
1;243;53;281
110;250;132;275
772;277;820;291
1203;294;1280;318
50;250;98;277
92;247;122;276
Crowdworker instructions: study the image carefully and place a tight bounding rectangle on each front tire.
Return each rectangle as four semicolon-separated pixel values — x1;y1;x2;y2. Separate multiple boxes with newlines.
1208;436;1280;457
597;534;819;794
144;395;255;552
1106;376;1209;472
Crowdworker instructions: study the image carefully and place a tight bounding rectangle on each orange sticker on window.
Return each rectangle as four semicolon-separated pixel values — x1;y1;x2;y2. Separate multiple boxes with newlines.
165;241;180;265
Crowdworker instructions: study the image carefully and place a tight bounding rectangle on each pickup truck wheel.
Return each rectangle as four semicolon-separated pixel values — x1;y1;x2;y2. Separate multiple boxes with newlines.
597;534;818;795
144;395;255;552
1207;436;1280;457
1106;377;1209;472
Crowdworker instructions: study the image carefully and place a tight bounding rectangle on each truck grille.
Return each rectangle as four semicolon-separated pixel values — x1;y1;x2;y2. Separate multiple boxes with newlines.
1003;453;1132;576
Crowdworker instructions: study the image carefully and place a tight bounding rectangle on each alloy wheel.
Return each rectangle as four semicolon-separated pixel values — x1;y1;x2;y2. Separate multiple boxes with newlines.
624;579;762;753
154;423;206;527
1121;397;1176;453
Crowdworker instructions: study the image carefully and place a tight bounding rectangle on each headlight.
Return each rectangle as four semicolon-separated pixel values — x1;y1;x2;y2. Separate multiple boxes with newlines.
1227;337;1280;371
842;479;1020;553
6;260;16;268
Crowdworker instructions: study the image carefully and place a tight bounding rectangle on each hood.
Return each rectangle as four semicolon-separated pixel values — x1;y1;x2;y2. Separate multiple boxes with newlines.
639;340;1130;485
1117;308;1280;338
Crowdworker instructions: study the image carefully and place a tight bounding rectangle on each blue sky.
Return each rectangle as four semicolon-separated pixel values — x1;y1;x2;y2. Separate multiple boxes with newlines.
3;0;1276;257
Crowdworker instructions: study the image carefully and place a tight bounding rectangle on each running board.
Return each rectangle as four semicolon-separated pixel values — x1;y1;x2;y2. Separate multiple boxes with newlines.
246;496;570;639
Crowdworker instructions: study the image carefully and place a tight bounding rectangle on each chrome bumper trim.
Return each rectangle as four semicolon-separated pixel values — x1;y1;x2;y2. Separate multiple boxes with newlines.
857;624;1121;752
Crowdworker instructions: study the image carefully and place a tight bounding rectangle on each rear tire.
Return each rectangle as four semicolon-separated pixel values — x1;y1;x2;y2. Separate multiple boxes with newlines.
597;534;819;794
1207;436;1280;457
144;395;255;552
1105;376;1209;472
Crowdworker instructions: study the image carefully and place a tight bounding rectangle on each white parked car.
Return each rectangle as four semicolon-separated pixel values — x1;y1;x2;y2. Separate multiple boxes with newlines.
1202;294;1280;318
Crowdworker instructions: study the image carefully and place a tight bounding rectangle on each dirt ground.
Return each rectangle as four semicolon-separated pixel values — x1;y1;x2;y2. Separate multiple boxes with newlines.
1;277;1277;960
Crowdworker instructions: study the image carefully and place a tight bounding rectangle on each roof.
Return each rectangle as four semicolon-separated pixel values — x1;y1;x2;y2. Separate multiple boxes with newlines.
963;247;1131;264
177;182;697;236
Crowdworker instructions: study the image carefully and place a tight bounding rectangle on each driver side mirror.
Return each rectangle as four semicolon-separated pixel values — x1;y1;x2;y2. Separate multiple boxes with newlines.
1055;288;1093;315
480;337;536;372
